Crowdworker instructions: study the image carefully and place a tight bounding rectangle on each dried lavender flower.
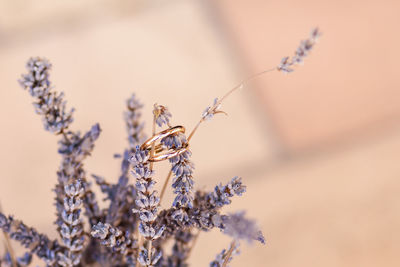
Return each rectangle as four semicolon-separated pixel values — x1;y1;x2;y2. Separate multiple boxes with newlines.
277;28;321;73
277;56;294;73
19;57;74;134
0;213;61;265
54;124;102;234
58;180;85;267
154;177;246;242
202;98;225;121
153;104;172;127
207;176;246;208
19;58;102;246
126;94;146;148
91;222;137;256
221;211;265;245
161;132;195;217
130;148;165;266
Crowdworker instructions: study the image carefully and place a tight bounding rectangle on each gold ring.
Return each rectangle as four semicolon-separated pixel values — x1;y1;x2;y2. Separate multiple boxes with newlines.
140;126;188;162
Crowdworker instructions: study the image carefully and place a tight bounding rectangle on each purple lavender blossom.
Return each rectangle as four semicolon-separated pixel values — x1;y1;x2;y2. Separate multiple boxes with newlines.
55;124;102;229
161;132;195;223
207;176;246;208
277;28;321;73
222;211;265;245
58;180;85;267
91;222;137;255
0;213;61;265
153;104;172;127
202;98;223;121
19;58;102;266
19;57;74;134
126;94;147;148
130;147;165;266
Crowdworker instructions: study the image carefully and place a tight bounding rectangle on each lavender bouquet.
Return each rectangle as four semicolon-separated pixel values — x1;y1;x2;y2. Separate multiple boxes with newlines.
0;28;319;267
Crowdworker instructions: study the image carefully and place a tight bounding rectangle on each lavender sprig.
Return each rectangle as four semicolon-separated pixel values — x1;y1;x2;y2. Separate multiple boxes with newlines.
19;57;74;134
190;28;320;144
55;124;102;228
126;94;147;149
130;148;165;266
19;58;102;266
57;180;85;267
155;177;246;241
207;176;246;208
161;133;195;223
0;213;61;265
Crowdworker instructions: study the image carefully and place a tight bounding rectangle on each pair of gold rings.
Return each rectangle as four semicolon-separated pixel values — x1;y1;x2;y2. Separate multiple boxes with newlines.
140;126;188;162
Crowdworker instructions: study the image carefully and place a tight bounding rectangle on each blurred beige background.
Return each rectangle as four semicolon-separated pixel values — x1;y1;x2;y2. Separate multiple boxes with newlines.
1;0;400;266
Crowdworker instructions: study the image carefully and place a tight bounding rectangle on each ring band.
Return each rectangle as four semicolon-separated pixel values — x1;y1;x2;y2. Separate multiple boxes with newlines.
140;126;188;162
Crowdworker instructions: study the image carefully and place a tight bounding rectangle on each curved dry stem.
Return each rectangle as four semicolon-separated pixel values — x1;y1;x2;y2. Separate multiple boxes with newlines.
188;68;275;142
159;68;276;204
222;240;237;267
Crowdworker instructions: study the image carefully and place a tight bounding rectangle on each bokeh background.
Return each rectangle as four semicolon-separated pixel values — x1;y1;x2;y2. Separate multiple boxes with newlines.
1;0;400;266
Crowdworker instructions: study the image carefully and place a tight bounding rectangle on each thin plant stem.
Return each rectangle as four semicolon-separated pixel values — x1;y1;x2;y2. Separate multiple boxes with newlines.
160;68;276;204
222;240;237;267
0;202;17;266
188;68;276;142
